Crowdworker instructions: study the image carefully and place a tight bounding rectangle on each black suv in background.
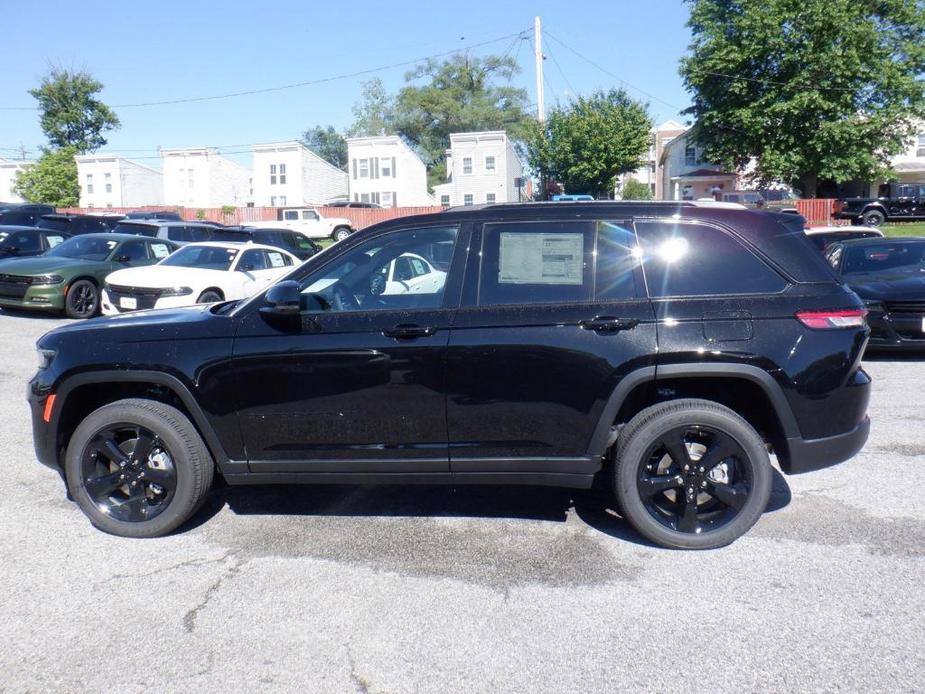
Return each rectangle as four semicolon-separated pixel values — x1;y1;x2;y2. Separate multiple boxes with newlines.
37;213;124;235
837;181;925;226
0;203;56;227
29;202;871;549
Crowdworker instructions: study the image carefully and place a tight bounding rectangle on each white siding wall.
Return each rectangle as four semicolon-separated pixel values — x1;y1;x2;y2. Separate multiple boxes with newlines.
76;156;163;208
0;160;32;203
346;136;432;207
162;149;251;207
440;131;523;206
252;142;347;207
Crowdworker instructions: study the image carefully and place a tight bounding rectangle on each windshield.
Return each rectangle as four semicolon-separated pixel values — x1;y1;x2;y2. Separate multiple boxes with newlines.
843;242;925;274
159;245;238;271
46;236;118;261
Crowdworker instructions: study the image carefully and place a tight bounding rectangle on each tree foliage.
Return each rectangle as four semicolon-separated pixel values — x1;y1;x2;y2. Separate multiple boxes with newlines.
621;177;654;200
347;78;396;137
680;0;925;197
527;89;653;198
301;125;348;170
30;68;120;153
13;147;79;206
393;54;533;166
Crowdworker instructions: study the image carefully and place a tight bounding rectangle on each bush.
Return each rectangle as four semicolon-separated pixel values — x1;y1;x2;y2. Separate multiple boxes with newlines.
621;178;653;200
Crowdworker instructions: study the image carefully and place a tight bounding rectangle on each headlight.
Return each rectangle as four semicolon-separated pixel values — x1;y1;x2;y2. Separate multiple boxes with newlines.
36;348;55;370
32;274;64;285
159;286;193;297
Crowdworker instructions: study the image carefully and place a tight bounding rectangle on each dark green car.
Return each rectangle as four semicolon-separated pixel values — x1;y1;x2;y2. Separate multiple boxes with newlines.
0;233;177;318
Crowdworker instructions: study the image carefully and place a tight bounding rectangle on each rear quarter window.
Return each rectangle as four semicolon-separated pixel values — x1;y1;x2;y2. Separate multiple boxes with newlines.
635;220;787;297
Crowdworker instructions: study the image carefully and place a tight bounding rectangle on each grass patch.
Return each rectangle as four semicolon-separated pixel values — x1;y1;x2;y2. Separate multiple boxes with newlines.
882;222;925;237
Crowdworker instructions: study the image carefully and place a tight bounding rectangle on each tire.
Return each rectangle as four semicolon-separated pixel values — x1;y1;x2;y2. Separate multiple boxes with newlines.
862;209;885;227
332;226;352;242
65;279;99;319
613;399;772;550
197;289;223;304
64;398;214;538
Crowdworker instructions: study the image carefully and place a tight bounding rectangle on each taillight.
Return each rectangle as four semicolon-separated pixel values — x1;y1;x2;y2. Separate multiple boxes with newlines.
796;309;867;329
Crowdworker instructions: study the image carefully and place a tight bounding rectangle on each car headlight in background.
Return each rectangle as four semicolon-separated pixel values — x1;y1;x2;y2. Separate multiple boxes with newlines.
159;286;193;297
36;348;55;370
32;275;64;285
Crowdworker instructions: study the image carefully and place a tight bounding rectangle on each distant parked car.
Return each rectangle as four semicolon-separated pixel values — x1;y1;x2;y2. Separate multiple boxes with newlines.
250;207;354;241
837;182;925;226
124;210;184;221
0;203;57;227
824;236;925;350
101;242;299;315
36;213;124;235
217;226;322;261
804;225;883;252
0;233;176;318
0;227;71;257
111;220;230;246
326;201;383;209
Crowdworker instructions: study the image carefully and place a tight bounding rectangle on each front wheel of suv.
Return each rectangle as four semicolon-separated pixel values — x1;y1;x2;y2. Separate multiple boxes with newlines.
613;399;772;550
332;226;352;242
64;398;214;538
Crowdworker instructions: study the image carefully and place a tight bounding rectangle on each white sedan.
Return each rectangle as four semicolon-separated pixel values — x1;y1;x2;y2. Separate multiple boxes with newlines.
101;242;299;315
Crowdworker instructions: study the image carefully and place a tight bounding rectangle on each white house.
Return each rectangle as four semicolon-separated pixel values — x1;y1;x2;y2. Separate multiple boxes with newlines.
161;147;251;208
616;119;688;199
660;127;739;200
432;131;525;207
252;141;348;207
346;136;432;207
75;154;163;208
0;159;34;203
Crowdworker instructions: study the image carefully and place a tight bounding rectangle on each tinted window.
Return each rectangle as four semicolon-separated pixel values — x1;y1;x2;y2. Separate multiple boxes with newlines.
44;233;67;248
3;231;41;252
479;221;593;305
46;236;118;260
0;212;37;226
596;221;639;301
37;217;70;232
161;245;238;270
843;242;925;274
187;226;213;242
112;222;157;237
266;250;292;268
71;217;109;234
239;249;269;271
118;240;150;262
167;225;190;242
283;210;299;221
635;220;786;297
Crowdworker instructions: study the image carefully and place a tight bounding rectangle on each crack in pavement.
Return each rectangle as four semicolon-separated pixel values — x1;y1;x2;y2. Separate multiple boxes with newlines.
183;553;249;633
98;552;235;587
346;645;372;694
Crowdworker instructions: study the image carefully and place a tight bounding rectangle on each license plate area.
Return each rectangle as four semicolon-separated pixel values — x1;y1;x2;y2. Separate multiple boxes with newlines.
119;296;137;310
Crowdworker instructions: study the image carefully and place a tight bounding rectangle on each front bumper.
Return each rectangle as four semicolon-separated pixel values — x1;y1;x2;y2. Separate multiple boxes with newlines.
0;286;66;311
28;376;59;469
865;304;925;350
784;416;870;474
101;289;194;316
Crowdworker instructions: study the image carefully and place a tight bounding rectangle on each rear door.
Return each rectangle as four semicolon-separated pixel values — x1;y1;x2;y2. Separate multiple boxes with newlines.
445;218;656;475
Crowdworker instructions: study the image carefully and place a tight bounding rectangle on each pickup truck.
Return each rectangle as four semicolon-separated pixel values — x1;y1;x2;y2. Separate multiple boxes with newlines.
248;207;354;241
837;182;925;226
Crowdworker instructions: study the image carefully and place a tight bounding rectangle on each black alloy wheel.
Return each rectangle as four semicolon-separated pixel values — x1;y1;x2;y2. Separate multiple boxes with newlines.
80;424;177;522
66;280;99;319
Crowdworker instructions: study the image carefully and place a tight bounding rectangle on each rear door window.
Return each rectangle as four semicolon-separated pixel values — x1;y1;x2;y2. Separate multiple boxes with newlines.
635;220;787;297
187;226;213;242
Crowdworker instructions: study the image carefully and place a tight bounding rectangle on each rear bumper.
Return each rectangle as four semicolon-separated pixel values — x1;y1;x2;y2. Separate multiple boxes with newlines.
783;416;870;474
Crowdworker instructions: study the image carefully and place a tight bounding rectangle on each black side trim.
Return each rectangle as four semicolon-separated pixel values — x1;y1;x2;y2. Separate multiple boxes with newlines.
52;370;234;470
248;458;448;473
223;471;594;489
783;416;870;474
450;456;599;474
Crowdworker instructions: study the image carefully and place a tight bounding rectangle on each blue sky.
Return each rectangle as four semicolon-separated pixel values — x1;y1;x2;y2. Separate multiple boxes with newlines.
0;0;694;168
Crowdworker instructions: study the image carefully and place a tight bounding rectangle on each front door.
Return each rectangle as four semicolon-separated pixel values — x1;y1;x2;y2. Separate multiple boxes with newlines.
445;219;657;475
232;224;464;474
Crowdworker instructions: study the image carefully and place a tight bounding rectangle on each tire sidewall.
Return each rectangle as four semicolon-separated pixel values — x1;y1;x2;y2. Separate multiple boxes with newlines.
64;401;203;538
197;290;222;303
863;210;885;227
65;280;98;319
332;227;351;242
614;404;772;550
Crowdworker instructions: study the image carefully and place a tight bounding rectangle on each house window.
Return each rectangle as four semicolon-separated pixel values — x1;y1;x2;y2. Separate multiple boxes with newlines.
361;193;370;203
463;194;474;206
917;133;925;157
463;157;473;175
270;196;277;206
486;193;496;204
105;172;112;193
279;163;287;185
359;159;369;178
86;174;93;195
381;158;393;177
382;191;393;206
188;169;195;188
440;195;450;206
270;164;277;185
485;156;496;173
279;195;287;206
684;146;697;167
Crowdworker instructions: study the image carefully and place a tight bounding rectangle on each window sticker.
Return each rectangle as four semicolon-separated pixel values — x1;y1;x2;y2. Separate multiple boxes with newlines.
151;243;170;258
498;232;583;285
268;252;285;268
47;235;64;247
106;241;118;250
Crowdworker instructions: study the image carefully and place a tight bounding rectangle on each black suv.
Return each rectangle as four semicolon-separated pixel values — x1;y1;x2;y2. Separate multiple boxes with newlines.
29;202;871;549
837;182;925;226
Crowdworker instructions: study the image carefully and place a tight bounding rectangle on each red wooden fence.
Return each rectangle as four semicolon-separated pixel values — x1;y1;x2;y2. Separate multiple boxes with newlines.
794;199;839;225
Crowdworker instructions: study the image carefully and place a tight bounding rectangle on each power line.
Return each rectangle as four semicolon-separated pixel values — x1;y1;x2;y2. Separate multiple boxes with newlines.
695;70;859;92
543;40;577;98
0;30;529;111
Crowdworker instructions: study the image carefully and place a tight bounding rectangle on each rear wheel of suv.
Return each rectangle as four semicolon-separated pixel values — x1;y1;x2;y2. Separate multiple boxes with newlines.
613;399;772;550
862;209;885;227
332;226;352;242
64;398;214;538
65;279;99;319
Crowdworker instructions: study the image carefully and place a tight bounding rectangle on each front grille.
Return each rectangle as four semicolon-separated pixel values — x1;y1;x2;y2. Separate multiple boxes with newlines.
886;300;925;314
107;284;163;311
0;274;34;299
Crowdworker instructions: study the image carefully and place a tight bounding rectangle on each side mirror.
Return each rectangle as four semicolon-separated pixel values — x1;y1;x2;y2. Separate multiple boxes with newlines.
239;263;254;272
260;280;301;316
115;254;131;263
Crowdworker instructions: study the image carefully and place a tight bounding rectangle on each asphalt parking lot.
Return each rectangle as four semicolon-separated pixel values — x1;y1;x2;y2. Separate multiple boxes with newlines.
0;311;923;693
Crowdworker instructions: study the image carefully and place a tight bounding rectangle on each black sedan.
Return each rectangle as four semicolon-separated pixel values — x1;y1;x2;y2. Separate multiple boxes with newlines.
0;226;71;257
824;236;925;350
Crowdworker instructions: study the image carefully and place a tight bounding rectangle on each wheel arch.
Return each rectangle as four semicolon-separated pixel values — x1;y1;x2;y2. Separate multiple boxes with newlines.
198;286;225;300
51;370;232;473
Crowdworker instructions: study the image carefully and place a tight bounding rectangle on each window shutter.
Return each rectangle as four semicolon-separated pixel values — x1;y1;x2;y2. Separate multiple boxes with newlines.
393;191;397;207
391;157;396;178
352;159;357;179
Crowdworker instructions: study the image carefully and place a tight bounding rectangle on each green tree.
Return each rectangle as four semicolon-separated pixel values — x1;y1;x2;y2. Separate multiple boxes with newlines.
527;89;653;198
13;147;79;206
30;68;120;153
394;54;533;174
301;125;348;170
621;177;653;200
680;0;925;197
347;78;396;137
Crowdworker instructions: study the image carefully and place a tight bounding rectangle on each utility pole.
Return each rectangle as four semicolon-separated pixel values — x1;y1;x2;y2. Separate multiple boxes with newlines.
534;16;545;123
